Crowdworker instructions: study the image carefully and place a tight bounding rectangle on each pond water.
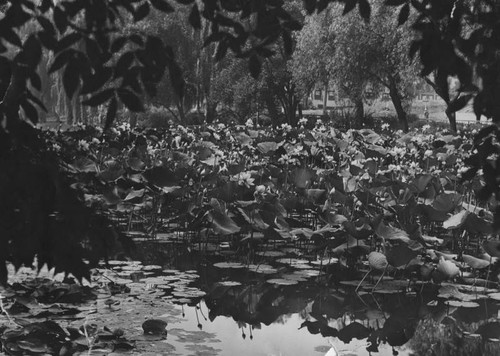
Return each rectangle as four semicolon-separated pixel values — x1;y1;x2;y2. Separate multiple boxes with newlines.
98;238;500;356
3;238;500;356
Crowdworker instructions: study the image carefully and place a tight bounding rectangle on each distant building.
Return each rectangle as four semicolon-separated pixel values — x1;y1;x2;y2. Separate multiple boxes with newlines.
308;81;443;110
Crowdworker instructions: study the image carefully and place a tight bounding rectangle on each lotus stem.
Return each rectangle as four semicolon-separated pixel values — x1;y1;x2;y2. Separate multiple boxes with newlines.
356;269;372;292
372;266;388;293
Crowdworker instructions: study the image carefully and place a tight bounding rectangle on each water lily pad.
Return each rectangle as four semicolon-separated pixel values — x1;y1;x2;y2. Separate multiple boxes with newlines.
172;297;192;304
276;258;310;266
310;258;339;266
171;290;206;298
216;281;242;287
213;262;246;269
162;269;180;274
255;250;286;257
266;278;299;285
120;265;144;271
294;269;321;277
142;319;168;335
247;264;278;274
488;293;500;301
339;280;368;287
142;265;163;271
373;288;402;294
107;260;128;266
280;273;308;282
445;300;480;308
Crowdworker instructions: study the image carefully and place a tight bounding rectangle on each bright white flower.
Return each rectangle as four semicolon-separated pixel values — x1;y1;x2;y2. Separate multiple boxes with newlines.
424;149;433;158
52;143;61;152
255;185;266;193
381;123;390;130
147;145;155;156
92;138;100;145
245;118;254;127
231;171;255;188
218;163;228;173
172;135;182;148
78;139;89;151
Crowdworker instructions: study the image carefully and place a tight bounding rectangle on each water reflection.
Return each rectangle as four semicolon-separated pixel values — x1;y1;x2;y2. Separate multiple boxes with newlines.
126;242;500;355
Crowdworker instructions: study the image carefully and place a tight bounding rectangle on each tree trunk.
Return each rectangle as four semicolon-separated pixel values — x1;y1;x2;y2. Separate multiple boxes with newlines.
129;112;138;127
65;94;73;125
446;111;457;133
176;102;186;123
73;97;82;124
3;65;27;129
388;75;408;132
354;97;364;124
265;95;280;126
322;82;328;115
205;100;217;124
424;75;457;133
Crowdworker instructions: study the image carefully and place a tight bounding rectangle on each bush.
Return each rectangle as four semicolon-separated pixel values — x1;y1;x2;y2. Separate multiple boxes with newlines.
134;105;177;128
329;110;375;131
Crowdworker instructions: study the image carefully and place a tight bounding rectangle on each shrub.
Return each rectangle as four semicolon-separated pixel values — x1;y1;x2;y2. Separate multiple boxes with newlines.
134;105;177;128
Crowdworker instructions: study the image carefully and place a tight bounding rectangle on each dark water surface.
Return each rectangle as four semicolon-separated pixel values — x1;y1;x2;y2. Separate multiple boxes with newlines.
112;239;500;356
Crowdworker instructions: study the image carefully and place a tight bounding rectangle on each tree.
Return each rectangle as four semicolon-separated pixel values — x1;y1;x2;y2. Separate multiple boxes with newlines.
424;72;461;132
294;1;419;130
292;8;335;114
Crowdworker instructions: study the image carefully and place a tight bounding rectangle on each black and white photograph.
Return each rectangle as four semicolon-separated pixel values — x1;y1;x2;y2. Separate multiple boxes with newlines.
1;1;500;355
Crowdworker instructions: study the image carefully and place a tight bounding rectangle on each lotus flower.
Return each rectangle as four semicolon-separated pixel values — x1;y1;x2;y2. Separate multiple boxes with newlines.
436;256;460;279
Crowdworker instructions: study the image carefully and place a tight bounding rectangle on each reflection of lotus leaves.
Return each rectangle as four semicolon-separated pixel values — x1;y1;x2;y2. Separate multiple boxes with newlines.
213;262;246;269
266;278;299;285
